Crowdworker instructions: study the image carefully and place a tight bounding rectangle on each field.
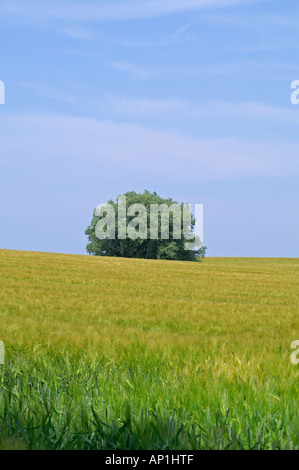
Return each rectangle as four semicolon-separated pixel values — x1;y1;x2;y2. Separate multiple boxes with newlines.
0;249;298;450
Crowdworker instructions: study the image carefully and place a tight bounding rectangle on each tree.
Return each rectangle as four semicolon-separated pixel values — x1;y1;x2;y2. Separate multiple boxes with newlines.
85;190;207;261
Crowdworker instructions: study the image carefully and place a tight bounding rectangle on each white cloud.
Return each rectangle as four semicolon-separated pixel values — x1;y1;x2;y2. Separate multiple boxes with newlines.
60;27;92;39
103;95;185;115
107;61;154;80
19;83;75;104
109;24;194;48
0;0;264;23
203;11;299;29
172;24;192;39
106;60;299;82
101;95;299;126
0;113;297;184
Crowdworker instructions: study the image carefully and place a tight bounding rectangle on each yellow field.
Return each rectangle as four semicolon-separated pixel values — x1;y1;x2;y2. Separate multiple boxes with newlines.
0;249;298;449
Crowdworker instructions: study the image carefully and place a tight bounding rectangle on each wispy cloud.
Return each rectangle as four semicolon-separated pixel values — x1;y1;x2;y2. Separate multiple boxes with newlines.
112;24;193;48
0;0;267;23
101;96;299;126
104;58;299;83
173;24;192;39
107;61;155;80
60;27;92;39
102;95;185;115
1;113;297;184
165;60;299;79
19;83;75;104
202;11;299;29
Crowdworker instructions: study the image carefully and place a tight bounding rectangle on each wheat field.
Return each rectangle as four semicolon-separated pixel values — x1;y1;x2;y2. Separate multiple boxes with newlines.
0;249;298;450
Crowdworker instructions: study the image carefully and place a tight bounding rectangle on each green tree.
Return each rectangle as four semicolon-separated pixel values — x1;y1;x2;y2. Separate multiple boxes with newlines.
85;190;207;261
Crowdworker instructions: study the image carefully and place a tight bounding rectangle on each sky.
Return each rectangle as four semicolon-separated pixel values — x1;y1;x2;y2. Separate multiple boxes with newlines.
0;0;298;257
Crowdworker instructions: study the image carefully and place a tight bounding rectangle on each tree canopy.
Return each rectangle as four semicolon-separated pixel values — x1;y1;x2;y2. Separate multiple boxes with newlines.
85;190;206;261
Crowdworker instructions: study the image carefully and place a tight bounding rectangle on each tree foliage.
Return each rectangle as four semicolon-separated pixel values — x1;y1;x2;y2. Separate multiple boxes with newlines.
85;190;207;261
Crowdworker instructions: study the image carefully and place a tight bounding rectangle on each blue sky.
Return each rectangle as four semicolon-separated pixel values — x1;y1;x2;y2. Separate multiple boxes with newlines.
0;0;298;257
